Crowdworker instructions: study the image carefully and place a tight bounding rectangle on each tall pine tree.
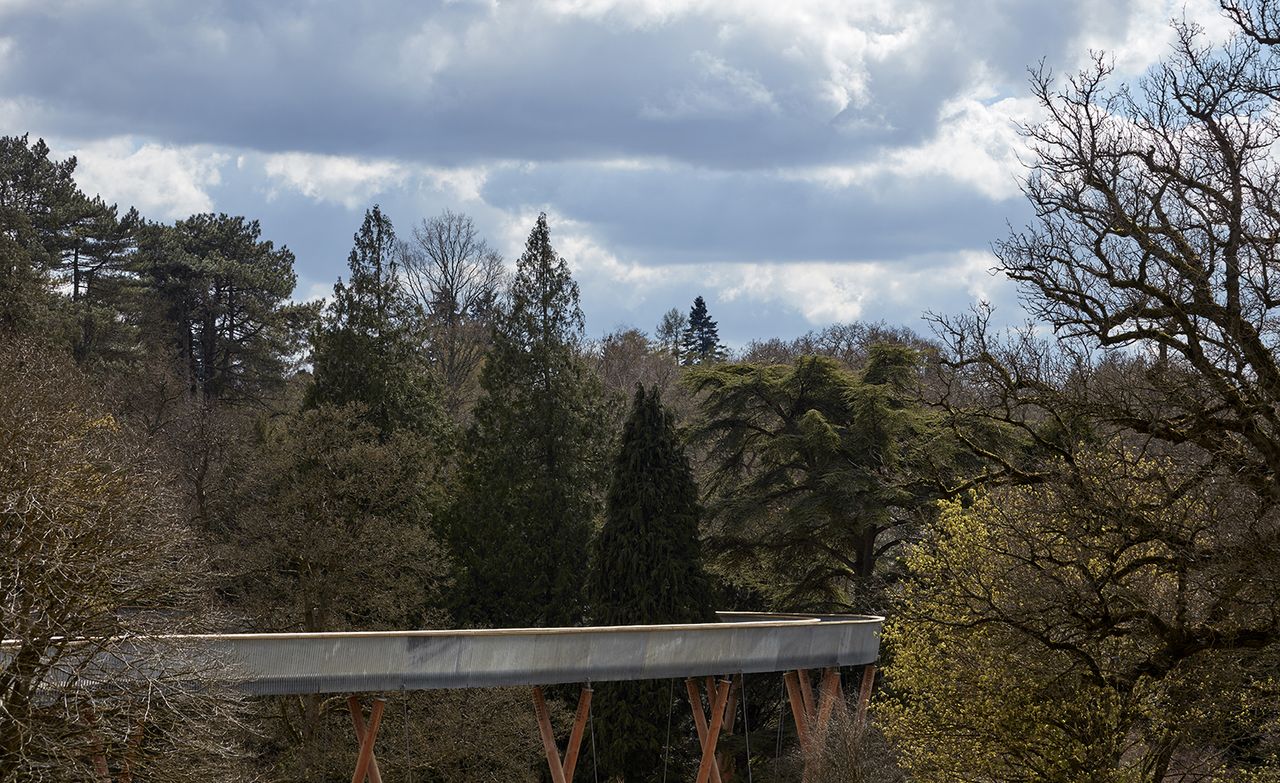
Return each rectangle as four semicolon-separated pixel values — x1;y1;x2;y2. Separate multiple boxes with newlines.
445;213;609;627
139;213;305;404
589;384;713;780
307;205;441;439
679;295;725;365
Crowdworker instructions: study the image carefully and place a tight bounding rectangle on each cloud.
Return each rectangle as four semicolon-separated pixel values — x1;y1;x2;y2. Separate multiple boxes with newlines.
0;0;1197;169
1072;0;1240;74
259;150;493;212
262;152;411;209
791;91;1040;201
65;137;228;219
641;51;779;119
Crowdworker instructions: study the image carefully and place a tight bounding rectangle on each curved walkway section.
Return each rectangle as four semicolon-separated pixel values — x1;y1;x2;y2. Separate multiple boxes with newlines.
207;611;882;695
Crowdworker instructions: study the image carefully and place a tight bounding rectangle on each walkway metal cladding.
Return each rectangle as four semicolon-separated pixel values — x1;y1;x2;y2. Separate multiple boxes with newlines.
199;611;883;695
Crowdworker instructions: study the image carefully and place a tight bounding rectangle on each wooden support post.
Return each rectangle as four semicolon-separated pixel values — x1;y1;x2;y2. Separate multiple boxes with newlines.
684;679;724;783
79;701;110;783
348;696;385;783
687;678;731;783
723;674;741;735
117;719;144;783
350;697;386;783
718;675;741;782
815;668;840;733
562;687;593;782
532;685;593;783
855;664;876;731
533;687;569;783
782;670;810;753
796;668;816;722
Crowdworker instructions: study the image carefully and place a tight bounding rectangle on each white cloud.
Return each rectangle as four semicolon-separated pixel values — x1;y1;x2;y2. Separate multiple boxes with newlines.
550;0;924;116
709;251;1005;324
788;90;1038;200
643;50;778;119
261;151;490;209
66;137;228;219
418;164;490;203
263;152;409;209
1074;0;1237;75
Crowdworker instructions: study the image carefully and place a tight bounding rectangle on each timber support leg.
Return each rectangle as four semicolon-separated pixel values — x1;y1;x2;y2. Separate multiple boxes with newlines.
717;675;742;782
78;701;110;783
686;677;732;783
855;663;876;732
532;685;593;783
785;668;845;781
782;670;811;754
348;696;387;783
816;669;840;726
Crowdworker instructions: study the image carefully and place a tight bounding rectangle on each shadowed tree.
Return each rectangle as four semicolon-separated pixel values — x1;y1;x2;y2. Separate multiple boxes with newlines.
686;349;946;610
589;385;713;781
138;213;306;405
445;213;610;627
307;205;442;439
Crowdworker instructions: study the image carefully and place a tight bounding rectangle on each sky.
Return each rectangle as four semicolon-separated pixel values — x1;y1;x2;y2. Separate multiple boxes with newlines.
0;0;1238;345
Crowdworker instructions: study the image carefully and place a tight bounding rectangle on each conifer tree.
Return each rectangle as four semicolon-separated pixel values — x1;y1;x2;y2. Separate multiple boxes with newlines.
445;213;609;627
589;384;712;780
679;295;725;365
307;205;441;439
139;213;305;404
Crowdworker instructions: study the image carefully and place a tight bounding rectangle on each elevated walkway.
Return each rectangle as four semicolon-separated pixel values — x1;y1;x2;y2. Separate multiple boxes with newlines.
203;611;882;695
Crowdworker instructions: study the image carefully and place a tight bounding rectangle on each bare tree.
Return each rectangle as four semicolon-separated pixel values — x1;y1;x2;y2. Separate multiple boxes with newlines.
401;210;505;420
911;13;1280;779
0;338;249;782
935;20;1280;501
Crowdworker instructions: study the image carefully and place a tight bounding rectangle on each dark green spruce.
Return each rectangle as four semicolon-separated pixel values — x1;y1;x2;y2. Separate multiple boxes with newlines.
589;384;713;781
679;295;724;366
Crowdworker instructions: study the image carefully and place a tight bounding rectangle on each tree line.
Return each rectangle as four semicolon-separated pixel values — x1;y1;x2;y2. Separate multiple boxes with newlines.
5;3;1280;779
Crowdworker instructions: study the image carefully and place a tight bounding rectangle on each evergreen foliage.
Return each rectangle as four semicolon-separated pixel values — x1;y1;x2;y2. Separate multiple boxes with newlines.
679;295;724;366
590;384;711;625
685;350;946;609
138;213;306;403
445;213;610;627
589;385;712;780
0;135;76;333
307;206;442;439
0;134;140;357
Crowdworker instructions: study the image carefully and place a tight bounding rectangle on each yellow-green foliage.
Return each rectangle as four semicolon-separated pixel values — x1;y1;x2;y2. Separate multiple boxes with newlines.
882;449;1280;782
883;497;1129;783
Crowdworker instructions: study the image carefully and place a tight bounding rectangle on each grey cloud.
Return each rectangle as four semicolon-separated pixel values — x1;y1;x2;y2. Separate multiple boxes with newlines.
1;0;1148;169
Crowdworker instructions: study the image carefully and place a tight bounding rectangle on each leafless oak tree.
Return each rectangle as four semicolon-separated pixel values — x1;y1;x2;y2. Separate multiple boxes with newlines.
400;210;505;421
